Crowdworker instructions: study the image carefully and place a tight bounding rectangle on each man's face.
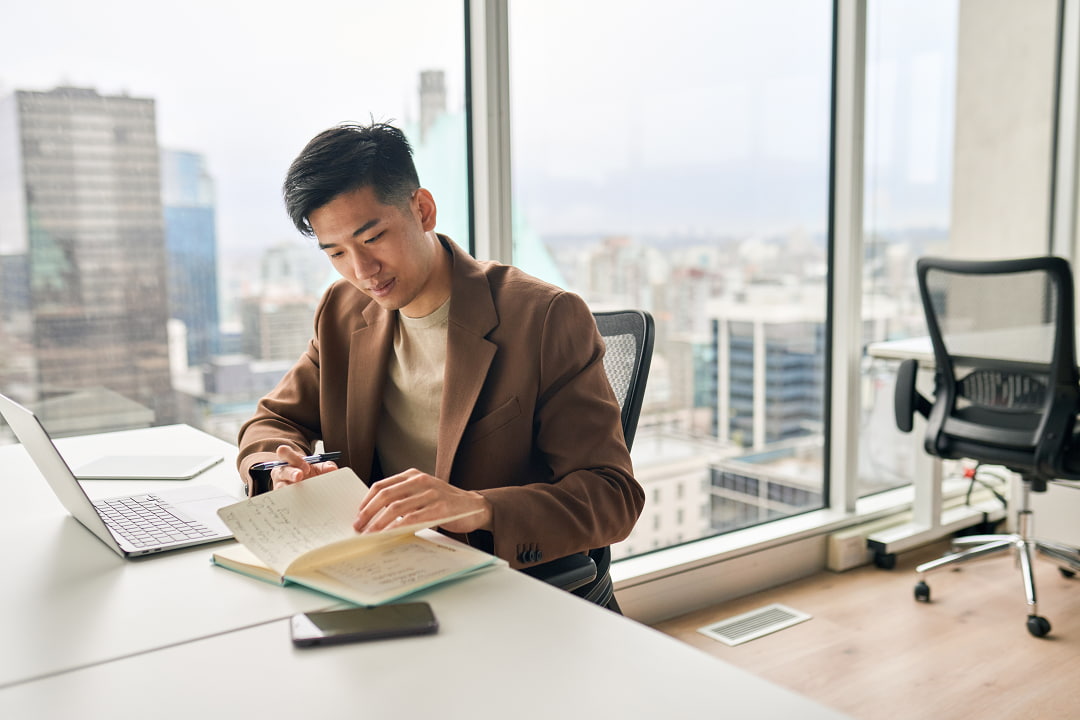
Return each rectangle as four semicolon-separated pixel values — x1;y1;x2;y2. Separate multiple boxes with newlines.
309;185;448;318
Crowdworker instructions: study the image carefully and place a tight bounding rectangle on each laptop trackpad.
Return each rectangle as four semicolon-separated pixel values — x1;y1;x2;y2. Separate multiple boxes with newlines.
159;485;236;534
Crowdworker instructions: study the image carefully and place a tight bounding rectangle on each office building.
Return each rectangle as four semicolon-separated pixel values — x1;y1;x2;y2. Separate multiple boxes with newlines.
710;290;827;451
238;241;326;362
616;430;720;558
0;253;34;400
240;296;317;362
709;438;824;531
161;148;220;368
419;69;446;143
0;86;175;428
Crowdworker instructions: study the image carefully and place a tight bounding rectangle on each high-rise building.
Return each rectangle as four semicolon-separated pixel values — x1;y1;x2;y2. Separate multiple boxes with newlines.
238;241;325;362
161;148;220;367
710;291;826;450
0;86;175;428
240;296;316;362
418;70;446;143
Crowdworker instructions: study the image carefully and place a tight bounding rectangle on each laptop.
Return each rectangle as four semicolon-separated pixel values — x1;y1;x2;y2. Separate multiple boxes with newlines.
0;392;236;557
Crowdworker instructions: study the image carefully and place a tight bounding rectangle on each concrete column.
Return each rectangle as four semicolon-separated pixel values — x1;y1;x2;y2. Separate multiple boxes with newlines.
950;0;1059;259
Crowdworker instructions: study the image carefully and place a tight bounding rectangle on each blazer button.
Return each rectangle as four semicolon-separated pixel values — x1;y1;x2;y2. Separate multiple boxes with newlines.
518;548;542;564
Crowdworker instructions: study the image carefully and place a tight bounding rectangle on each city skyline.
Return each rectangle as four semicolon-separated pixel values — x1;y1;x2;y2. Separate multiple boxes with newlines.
0;77;911;553
1;1;956;257
0;0;467;259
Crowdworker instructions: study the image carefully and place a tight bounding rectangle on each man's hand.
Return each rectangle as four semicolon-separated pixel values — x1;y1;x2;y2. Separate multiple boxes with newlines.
353;468;493;534
270;444;339;490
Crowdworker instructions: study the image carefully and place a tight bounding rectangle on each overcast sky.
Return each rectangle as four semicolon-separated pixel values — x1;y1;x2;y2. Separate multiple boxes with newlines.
0;0;957;250
0;0;465;255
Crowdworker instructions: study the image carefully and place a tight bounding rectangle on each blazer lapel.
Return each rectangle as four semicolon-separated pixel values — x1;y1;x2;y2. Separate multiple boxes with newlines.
435;239;499;482
347;302;395;482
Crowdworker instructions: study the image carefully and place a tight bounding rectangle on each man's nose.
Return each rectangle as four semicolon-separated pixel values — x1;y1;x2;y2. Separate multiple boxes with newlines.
353;252;379;278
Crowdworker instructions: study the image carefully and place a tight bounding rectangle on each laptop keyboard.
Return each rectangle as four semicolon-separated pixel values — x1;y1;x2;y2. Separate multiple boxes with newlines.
94;494;219;548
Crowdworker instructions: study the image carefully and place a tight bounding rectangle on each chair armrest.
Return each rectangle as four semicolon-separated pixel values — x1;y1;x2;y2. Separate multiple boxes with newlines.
895;358;931;432
521;553;597;593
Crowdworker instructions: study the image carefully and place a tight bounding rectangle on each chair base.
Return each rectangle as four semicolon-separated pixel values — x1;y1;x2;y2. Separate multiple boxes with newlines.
913;508;1080;637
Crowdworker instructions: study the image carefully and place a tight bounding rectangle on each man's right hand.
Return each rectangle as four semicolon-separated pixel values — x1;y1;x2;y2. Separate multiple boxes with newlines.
271;444;339;490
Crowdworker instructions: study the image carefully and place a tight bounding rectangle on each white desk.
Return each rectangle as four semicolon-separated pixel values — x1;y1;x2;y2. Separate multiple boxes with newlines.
864;335;934;365
0;567;848;719
869;325;1059;367
0;425;849;719
0;425;343;689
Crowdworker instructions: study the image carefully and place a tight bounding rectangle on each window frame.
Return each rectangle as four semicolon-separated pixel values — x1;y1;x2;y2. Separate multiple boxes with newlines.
464;0;867;621
465;0;1076;624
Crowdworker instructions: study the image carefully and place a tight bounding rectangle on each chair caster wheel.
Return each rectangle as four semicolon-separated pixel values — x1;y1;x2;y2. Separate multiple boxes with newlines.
1027;615;1051;638
874;552;896;570
914;581;930;602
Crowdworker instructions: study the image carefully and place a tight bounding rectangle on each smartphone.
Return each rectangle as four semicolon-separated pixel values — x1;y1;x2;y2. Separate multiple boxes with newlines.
290;602;438;647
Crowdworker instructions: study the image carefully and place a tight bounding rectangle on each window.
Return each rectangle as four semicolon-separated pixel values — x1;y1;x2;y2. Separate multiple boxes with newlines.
0;1;467;441
508;0;834;559
858;0;958;496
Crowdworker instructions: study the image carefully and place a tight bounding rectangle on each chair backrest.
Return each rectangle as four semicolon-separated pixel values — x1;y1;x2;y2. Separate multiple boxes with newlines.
915;256;1080;481
593;310;654;452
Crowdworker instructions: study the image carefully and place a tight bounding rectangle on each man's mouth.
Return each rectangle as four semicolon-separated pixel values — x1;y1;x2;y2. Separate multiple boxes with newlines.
368;278;395;298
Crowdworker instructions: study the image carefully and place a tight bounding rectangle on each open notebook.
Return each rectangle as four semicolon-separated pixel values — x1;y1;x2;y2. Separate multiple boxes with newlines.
213;468;500;605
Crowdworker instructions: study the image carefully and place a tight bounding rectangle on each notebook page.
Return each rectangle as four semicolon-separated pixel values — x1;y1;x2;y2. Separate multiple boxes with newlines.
290;509;484;571
216;468;368;574
301;534;496;605
318;536;489;590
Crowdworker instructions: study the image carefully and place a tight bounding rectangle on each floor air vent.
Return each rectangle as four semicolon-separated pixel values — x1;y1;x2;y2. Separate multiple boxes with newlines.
697;603;811;646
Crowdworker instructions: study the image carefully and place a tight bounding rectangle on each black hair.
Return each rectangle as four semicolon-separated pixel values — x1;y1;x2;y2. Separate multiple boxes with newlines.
282;121;421;236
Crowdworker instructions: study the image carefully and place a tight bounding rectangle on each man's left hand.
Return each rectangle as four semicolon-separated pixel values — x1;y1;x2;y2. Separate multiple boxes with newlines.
352;468;493;534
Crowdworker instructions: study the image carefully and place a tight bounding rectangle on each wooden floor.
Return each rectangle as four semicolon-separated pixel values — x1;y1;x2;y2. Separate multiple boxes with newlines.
653;541;1080;720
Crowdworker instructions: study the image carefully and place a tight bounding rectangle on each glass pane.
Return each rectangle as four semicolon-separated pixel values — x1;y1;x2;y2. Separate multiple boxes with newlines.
859;0;958;496
0;1;466;441
509;0;834;559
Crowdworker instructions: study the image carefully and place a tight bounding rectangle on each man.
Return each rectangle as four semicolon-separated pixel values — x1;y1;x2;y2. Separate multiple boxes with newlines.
237;122;643;591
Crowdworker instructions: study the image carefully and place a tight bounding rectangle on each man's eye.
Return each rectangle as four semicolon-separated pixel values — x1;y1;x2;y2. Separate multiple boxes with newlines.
364;232;384;245
329;251;344;259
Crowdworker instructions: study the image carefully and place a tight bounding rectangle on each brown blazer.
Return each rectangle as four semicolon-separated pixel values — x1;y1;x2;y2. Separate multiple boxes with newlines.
237;236;644;568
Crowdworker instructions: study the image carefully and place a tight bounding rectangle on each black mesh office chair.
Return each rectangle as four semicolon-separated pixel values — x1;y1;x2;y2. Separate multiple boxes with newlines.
894;256;1080;637
523;310;654;612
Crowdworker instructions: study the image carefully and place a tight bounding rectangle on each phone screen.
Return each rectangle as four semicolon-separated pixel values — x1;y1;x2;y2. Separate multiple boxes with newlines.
290;602;438;647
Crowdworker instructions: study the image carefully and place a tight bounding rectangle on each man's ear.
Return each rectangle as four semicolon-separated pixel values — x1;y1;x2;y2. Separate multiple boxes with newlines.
414;188;437;231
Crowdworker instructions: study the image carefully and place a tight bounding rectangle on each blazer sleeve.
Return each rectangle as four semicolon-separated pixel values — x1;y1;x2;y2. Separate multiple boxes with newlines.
478;292;646;567
235;300;328;492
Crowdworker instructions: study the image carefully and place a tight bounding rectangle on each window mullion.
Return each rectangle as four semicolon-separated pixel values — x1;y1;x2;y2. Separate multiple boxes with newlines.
829;0;867;515
466;0;513;263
